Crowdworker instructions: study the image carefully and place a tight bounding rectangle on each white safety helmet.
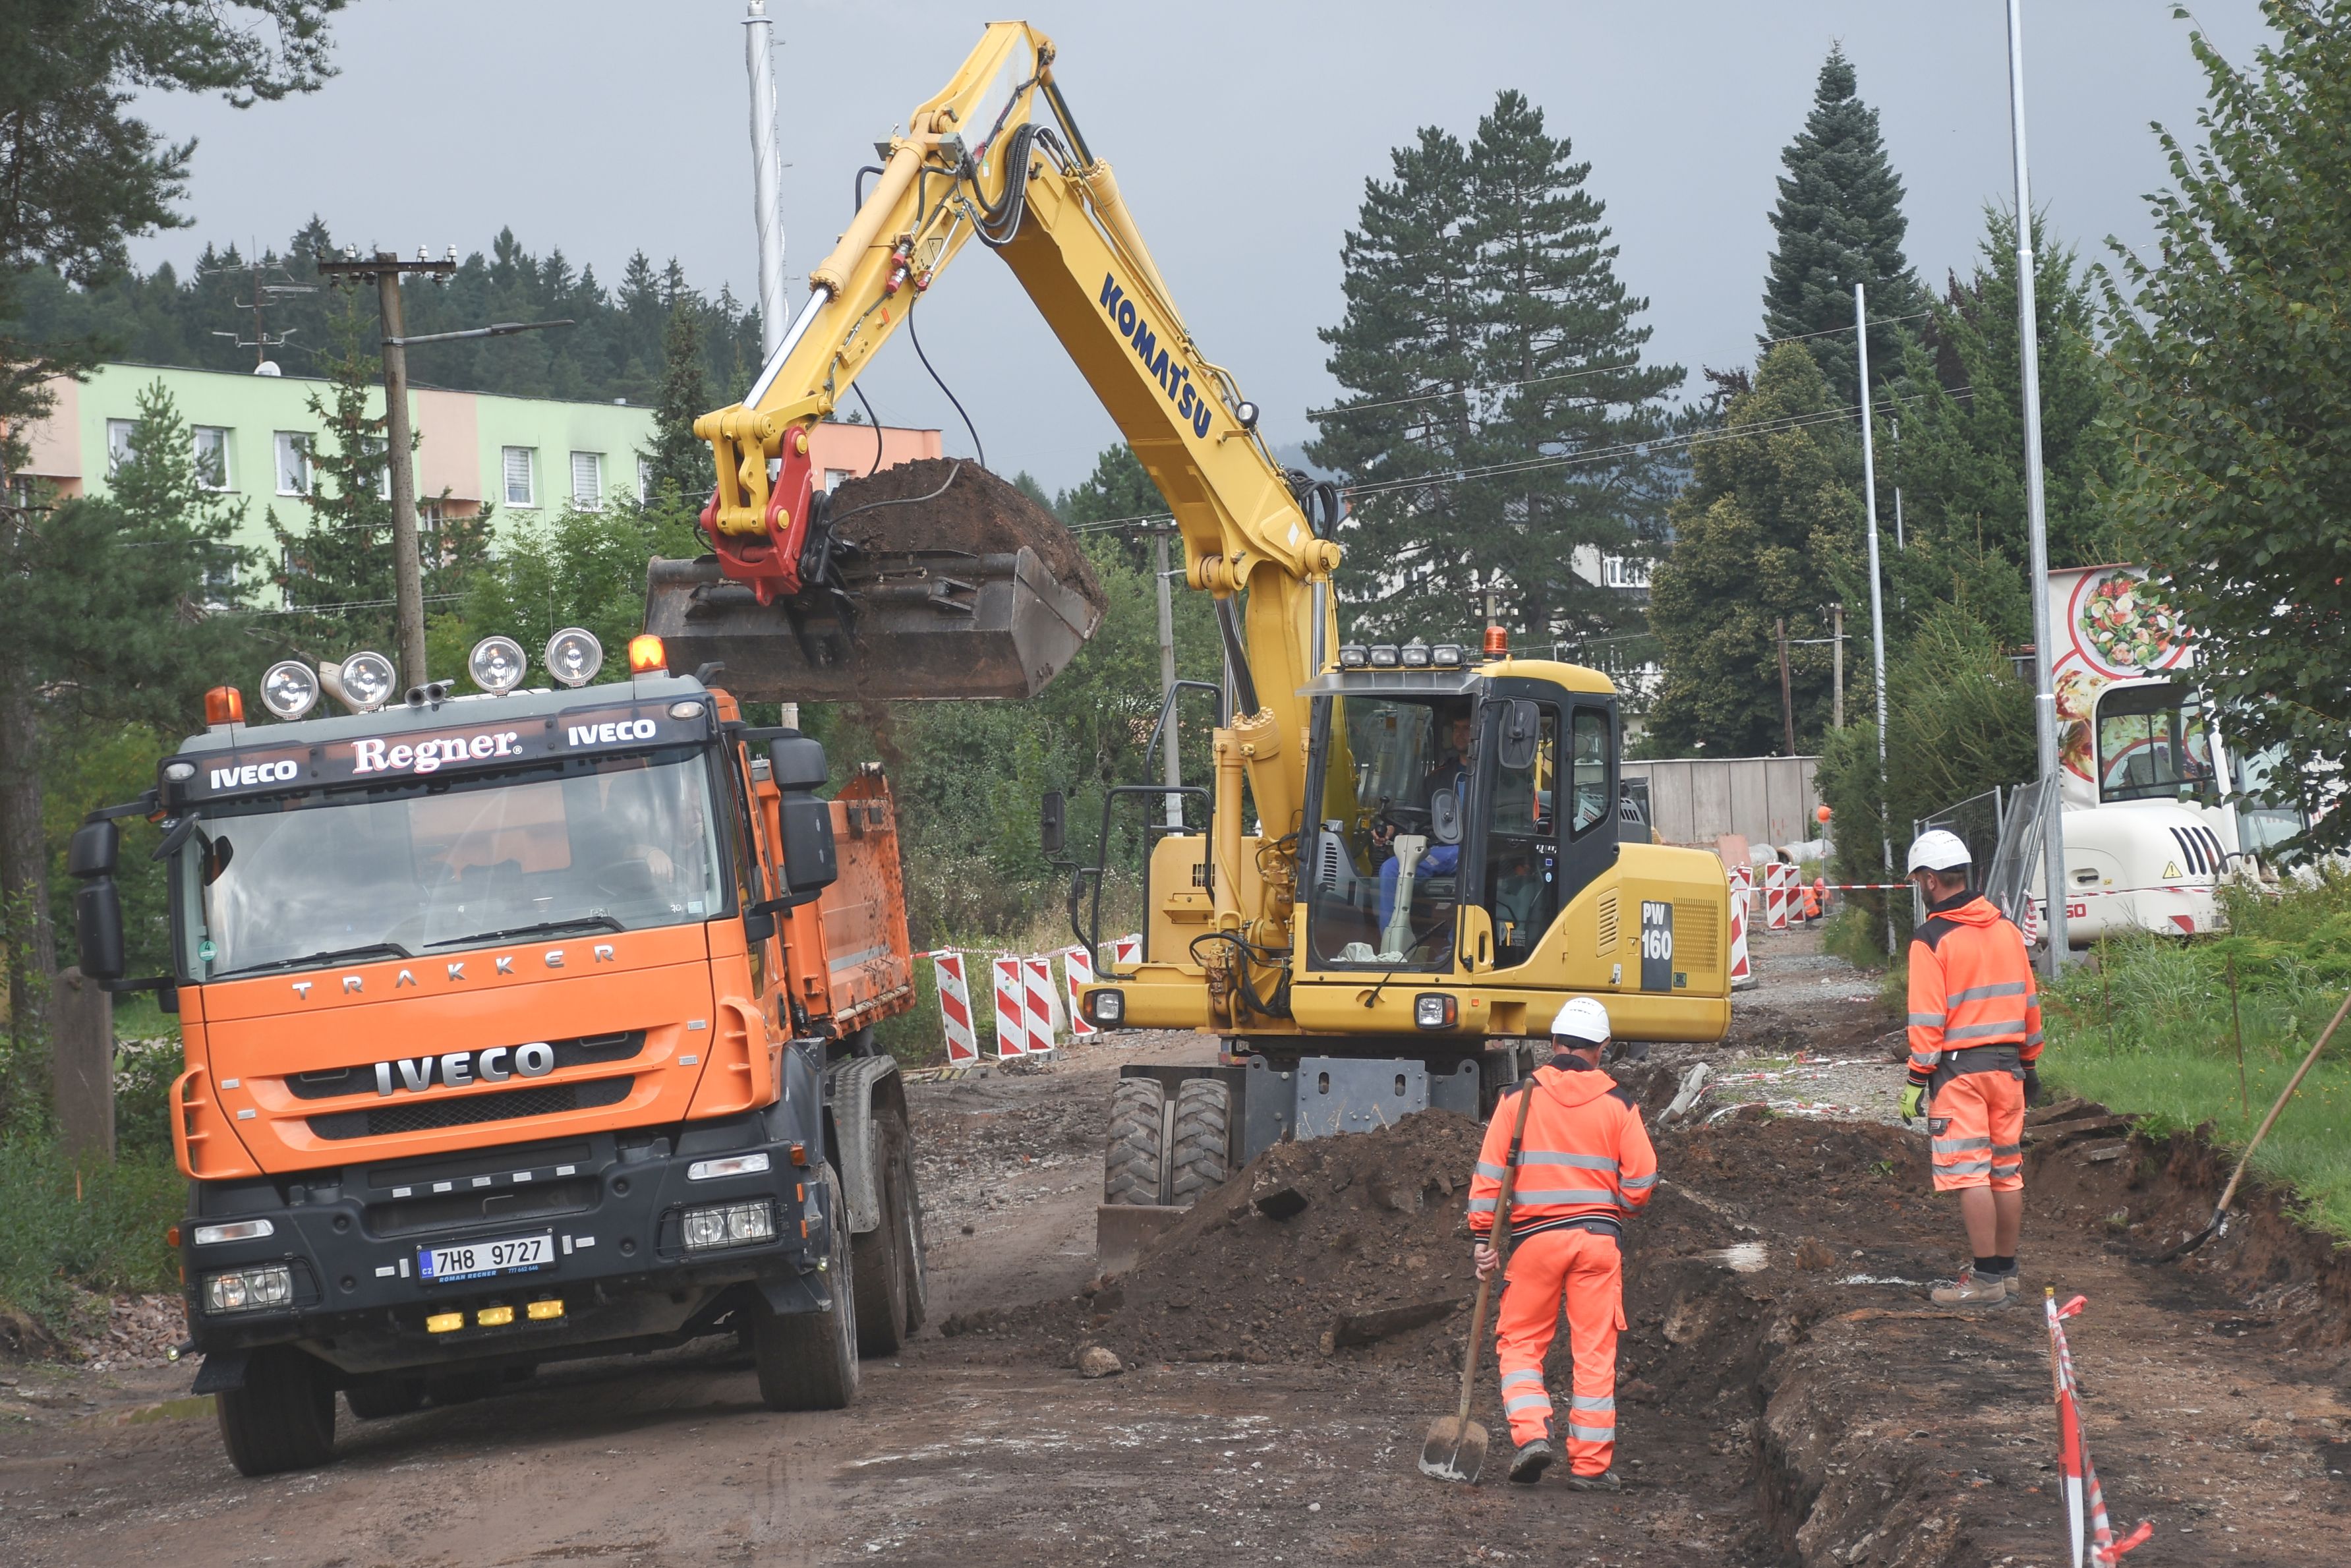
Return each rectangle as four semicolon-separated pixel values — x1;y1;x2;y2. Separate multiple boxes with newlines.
1905;828;1972;875
1549;996;1613;1047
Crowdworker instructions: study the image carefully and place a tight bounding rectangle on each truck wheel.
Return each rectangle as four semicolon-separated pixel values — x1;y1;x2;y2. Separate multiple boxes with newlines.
753;1164;860;1411
852;1112;914;1356
1104;1077;1167;1205
1170;1079;1231;1205
343;1374;425;1420
216;1345;335;1476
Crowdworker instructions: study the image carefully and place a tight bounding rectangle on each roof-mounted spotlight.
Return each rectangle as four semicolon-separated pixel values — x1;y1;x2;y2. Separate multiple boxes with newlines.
545;627;603;689
468;635;527;694
259;660;321;720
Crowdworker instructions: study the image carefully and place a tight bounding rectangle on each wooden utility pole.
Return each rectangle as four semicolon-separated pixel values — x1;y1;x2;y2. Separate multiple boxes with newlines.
1776;617;1797;755
1831;602;1845;729
51;967;113;1162
319;247;571;690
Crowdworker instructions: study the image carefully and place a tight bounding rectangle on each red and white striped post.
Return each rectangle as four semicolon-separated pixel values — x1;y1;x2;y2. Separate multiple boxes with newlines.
1727;865;1755;989
1060;945;1098;1039
1764;862;1791;931
991;956;1030;1059
932;952;979;1064
1022;955;1060;1053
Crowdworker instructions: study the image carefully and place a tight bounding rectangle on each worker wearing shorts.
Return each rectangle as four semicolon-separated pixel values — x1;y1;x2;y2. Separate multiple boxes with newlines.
1899;830;2042;1307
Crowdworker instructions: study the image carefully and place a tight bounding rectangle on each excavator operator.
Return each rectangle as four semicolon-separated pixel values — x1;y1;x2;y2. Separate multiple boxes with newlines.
1372;703;1474;932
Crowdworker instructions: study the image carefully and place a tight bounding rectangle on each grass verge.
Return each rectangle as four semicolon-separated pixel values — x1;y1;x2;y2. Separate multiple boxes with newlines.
2042;871;2351;1240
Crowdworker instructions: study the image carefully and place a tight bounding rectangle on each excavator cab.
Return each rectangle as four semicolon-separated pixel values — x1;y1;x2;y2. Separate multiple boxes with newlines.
1296;662;1621;981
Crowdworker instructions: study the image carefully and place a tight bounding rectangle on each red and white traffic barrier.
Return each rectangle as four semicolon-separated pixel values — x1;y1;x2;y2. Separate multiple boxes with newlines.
991;956;1032;1058
1111;931;1142;968
1727;865;1755;989
2044;1292;2153;1565
932;952;979;1065
1060;944;1098;1039
1022;954;1061;1053
1763;862;1791;931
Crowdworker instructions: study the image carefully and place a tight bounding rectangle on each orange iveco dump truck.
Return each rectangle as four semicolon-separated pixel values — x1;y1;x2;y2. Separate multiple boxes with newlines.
67;629;928;1476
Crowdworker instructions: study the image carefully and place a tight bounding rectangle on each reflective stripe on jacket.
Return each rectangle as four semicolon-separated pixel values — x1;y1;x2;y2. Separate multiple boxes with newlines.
1467;1059;1658;1234
1906;890;2043;1082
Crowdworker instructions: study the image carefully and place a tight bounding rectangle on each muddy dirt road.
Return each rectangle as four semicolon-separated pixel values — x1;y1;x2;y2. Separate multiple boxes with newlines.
5;928;2347;1566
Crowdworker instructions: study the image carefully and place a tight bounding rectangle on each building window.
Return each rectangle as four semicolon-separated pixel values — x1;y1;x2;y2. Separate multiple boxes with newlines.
1600;555;1651;590
637;455;654;505
200;552;239;608
274;431;312;496
570;450;604;510
192;426;232;490
503;446;537;507
106;419;138;475
823;468;854;492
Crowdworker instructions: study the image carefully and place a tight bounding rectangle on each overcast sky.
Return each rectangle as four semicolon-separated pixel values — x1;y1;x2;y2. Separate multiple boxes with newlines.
131;1;2272;496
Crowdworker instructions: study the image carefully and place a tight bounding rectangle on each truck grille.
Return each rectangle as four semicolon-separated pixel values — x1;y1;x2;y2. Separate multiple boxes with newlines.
284;1031;646;1101
307;1076;631;1140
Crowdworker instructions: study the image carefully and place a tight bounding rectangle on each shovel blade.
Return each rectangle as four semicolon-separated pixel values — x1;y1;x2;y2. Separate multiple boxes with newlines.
1418;1415;1488;1483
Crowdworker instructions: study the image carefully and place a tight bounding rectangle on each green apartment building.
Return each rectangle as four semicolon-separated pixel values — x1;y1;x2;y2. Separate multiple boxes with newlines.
16;361;941;595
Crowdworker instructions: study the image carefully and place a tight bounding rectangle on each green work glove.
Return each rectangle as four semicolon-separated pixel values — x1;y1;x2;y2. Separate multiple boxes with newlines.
1899;1082;1927;1124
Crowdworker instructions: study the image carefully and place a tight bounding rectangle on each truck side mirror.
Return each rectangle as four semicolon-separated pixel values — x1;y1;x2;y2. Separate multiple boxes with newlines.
767;735;829;792
1039;790;1066;859
1497;701;1540;771
778;794;838;896
68;819;125;981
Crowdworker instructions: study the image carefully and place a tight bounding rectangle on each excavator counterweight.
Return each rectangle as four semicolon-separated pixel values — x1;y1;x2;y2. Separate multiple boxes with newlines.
645;459;1103;703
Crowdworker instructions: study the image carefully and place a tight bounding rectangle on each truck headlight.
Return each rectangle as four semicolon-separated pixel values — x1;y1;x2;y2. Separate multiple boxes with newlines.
205;1264;293;1314
1414;993;1457;1030
1087;989;1124;1026
682;1200;775;1251
192;1219;276;1246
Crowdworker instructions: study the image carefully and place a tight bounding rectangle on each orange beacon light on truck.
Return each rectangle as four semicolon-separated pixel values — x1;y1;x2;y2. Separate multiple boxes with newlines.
627;634;667;674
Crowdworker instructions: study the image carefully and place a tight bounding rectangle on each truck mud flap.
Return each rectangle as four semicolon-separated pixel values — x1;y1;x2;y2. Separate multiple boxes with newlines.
643;459;1105;703
190;1347;250;1395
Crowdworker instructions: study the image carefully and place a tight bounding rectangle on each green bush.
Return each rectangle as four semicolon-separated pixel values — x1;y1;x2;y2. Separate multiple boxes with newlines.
0;1138;183;1344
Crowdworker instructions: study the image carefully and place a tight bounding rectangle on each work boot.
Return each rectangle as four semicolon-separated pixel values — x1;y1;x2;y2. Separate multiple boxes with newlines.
1930;1267;2007;1307
1507;1438;1555;1484
1563;1468;1623;1492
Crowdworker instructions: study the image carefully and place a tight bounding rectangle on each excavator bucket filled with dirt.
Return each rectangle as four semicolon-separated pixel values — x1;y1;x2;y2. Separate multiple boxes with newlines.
643;459;1106;703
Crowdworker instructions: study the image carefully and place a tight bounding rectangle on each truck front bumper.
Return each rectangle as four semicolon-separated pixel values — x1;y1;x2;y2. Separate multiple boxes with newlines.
180;1117;833;1378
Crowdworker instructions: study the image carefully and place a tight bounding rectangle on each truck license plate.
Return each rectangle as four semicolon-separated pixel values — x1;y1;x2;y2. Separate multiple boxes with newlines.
419;1232;552;1284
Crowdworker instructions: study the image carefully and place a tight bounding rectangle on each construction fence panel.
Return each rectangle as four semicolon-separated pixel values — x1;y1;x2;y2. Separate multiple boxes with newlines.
1621;756;1821;850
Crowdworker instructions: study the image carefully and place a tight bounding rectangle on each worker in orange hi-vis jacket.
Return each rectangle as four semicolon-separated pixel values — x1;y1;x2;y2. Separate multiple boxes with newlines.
1467;997;1657;1489
1899;829;2043;1307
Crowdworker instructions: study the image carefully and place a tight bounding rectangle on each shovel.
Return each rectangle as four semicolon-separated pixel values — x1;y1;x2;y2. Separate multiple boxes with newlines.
2150;985;2351;1263
1420;1068;1536;1484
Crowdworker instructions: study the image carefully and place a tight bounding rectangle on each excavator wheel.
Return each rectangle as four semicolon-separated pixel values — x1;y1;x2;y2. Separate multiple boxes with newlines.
1103;1078;1166;1206
1169;1080;1231;1205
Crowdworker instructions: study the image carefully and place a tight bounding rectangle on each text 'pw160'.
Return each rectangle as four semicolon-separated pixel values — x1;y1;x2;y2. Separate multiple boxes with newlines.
69;628;931;1476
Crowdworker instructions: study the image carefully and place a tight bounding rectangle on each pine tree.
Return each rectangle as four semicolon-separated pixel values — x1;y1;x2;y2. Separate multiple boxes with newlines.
1759;46;1928;407
1644;343;1861;756
1461;90;1681;647
1311;94;1677;647
1306;125;1478;639
641;302;711;506
1885;209;2120;647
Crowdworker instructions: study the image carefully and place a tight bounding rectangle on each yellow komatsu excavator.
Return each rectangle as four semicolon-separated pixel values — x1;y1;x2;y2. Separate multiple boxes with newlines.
674;22;1731;1251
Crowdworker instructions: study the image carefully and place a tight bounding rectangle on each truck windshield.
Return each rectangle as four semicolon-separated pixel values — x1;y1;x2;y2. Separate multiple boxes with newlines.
174;749;728;982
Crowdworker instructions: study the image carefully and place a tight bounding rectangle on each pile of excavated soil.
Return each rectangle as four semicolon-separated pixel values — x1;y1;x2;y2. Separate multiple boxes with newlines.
1082;1082;1785;1371
828;457;1105;615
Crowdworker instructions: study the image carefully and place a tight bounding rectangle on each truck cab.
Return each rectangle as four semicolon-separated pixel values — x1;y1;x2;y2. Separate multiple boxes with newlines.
71;633;926;1476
